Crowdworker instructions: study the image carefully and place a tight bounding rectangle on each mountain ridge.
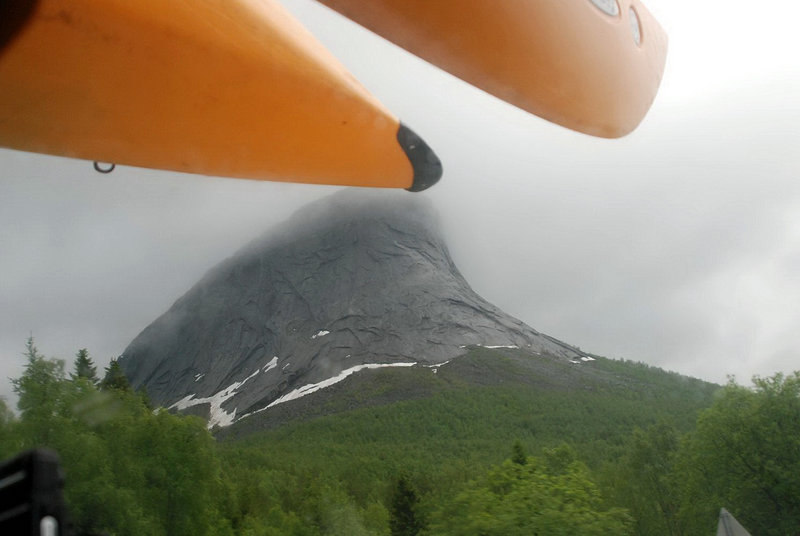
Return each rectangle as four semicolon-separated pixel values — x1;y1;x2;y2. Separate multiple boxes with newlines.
119;191;585;428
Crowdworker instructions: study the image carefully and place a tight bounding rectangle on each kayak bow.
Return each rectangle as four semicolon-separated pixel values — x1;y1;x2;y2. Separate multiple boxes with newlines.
0;0;441;190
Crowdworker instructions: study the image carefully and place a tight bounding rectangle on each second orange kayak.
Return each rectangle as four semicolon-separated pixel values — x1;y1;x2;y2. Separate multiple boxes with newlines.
318;0;668;138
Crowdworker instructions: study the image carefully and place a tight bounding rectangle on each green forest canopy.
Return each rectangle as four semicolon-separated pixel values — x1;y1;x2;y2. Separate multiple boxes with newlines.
1;338;798;535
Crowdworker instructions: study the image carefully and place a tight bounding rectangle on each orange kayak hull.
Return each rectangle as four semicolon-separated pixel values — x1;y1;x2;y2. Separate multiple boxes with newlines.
319;0;668;138
0;0;440;189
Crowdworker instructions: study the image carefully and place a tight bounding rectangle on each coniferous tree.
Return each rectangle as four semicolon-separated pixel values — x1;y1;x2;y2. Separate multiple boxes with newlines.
11;336;66;421
511;440;527;465
389;475;423;536
71;348;99;385
101;358;130;391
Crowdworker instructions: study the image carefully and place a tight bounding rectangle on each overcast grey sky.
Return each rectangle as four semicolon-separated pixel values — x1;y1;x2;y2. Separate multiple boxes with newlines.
1;0;799;403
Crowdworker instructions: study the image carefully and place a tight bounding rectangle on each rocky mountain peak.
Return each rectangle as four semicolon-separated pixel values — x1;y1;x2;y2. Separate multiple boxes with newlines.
119;190;580;428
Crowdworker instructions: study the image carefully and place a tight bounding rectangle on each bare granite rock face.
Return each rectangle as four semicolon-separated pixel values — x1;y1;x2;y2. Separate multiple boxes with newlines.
119;190;580;427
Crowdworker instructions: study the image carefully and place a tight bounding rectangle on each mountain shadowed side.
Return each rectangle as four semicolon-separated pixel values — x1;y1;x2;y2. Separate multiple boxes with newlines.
119;190;582;427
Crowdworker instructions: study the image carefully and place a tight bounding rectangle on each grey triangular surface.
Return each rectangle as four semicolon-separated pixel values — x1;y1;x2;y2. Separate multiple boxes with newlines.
119;190;582;427
716;508;752;536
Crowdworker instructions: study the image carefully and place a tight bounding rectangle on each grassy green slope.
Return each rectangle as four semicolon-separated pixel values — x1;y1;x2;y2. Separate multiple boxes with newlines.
217;348;718;508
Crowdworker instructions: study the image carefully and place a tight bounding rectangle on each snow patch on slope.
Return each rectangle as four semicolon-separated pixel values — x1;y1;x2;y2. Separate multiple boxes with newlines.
170;366;263;429
269;362;416;407
263;356;279;372
424;360;452;375
240;362;416;420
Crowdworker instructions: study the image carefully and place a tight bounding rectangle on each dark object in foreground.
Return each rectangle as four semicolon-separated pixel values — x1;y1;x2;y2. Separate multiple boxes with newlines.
397;123;442;192
0;448;67;536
